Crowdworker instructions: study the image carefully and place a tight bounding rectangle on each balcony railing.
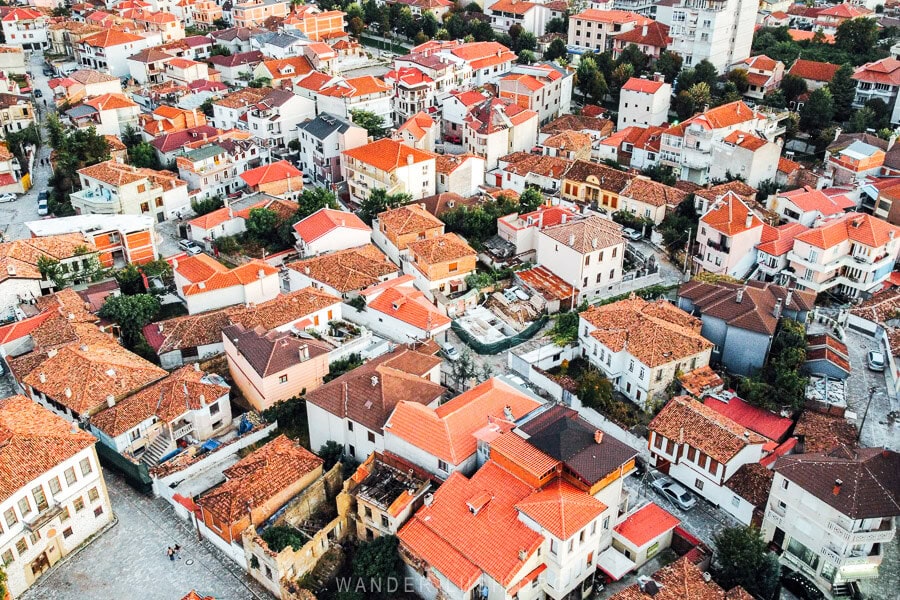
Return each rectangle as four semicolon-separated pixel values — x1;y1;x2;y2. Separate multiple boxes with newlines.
172;421;194;440
24;503;64;532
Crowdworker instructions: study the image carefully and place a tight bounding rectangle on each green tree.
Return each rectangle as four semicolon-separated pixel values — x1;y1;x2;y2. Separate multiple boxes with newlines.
349;536;404;599
261;526;306;552
609;63;635;102
800;87;835;131
543;38;568;62
348;16;365;37
550;311;580;346
713;526;781;600
297;186;338;219
515;32;537;53
693;59;719;89
835;17;879;55
576;56;608;104
128;141;162;169
210;44;231;57
246;207;279;243
519;188;544;212
37;256;66;290
687;82;712;107
545;17;567;34
763;89;787;110
115;263;146;295
212;17;229;29
655;51;682;84
848;106;878;132
577;368;615;413
780;74;808;103
828;63;858;121
673;91;696;121
617;44;649;75
191;196;224;216
727;69;750;94
349;109;387;139
318;440;345;470
98;293;161;348
358;188;412;224
641;164;677;186
45;115;110;216
517;50;536;64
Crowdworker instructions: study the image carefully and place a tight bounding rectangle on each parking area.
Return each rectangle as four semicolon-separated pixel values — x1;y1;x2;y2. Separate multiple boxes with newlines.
839;329;899;451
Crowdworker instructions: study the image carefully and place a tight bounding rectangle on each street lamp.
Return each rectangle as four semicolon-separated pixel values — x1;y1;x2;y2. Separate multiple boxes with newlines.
857;385;877;442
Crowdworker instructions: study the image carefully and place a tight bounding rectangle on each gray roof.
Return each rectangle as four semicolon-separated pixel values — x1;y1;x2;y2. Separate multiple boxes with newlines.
297;113;355;140
253;31;307;48
66;104;98;118
185;144;225;162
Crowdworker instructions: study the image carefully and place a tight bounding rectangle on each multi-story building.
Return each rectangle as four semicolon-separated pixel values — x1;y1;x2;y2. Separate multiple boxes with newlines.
0;93;33;135
239;160;304;200
667;0;757;71
740;55;785;101
825;138;887;185
285;244;397;298
394;112;438;152
0;396;113;598
559;159;633;211
350;452;432;541
487;0;566;35
617;75;671;130
693;191;765;278
498;62;573;125
71;160;190;222
611;20;671;60
207;50;265;86
342;138;436;206
403;232;477;300
25;214;157;268
788;58;841;92
173;254;280;314
350;274;451;342
463;97;539;170
1;8;49;50
535;215;626;302
568;9;651;53
815;3;873;34
853;59;900;125
786;212;900;298
768;186;856;228
231;0;290;28
709;130;782;188
296;113;367;187
762;448;899;597
618;177;689;225
580;297;712;407
292;207;371;257
315;75;393;127
283;7;346;41
77;28;161;78
245;89;315;149
175;144;240;201
371;203;445;266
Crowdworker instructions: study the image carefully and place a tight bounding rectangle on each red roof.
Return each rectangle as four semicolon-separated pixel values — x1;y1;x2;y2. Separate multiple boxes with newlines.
0;312;53;345
795;212;900;250
614;503;680;547
622;77;665;94
343;138;435;172
789;59;840;83
700;191;763;236
703;395;793;442
778;186;855;216
757;222;808;256
368;284;450;332
240;160;302;187
853;57;900;86
515;479;607;540
292;208;369;243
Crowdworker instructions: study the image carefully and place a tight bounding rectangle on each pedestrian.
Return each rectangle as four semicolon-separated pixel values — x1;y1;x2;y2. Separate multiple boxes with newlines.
166;547;175;561
174;544;182;559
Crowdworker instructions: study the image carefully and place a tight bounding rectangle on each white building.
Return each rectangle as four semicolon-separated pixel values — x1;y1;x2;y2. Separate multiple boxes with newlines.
295;112;368;187
0;396;113;598
463;97;539;171
761;448;900;597
172;254;280;314
348;275;451;344
668;0;757;71
76;28;161;78
342;138;437;206
617;76;671;130
71;160;190;222
292;208;371;257
709;130;782;188
246;89;315;150
1;8;49;50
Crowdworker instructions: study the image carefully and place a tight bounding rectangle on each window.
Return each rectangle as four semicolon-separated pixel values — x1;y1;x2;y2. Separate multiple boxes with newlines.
15;538;27;556
210;402;220;415
687;446;697;462
628;359;634;372
665;439;675;455
731;496;741;508
639;367;645;380
348;445;355;457
17;497;30;517
348;421;354;431
364;506;372;519
603;515;610;529
367;431;375;443
63;527;73;539
579;530;585;544
438;459;449;472
694;479;704;491
550;538;558;555
74;497;85;513
381;515;389;528
567;539;574;553
786;538;819;570
1;549;12;566
61;507;70;522
584;255;590;266
49;476;61;496
33;486;48;512
29;531;39;545
80;458;92;477
708;459;719;475
653;434;664;449
448;262;458;272
781;479;789;490
278;374;288;383
94;506;104;517
3;508;15;528
88;487;100;503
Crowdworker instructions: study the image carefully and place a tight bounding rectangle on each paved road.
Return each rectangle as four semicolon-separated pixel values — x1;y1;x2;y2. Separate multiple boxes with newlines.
22;472;274;600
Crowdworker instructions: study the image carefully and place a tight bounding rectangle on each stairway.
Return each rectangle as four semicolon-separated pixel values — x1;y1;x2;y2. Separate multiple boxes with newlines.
141;430;173;467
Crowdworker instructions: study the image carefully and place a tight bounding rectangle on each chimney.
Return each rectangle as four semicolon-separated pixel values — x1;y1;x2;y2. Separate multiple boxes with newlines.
745;213;753;229
735;287;744;304
642;25;648;36
594;430;604;444
64;388;72;398
71;421;80;434
785;289;793;307
423;493;434;506
39;372;46;383
518;549;527;561
172;258;178;269
568;234;575;246
258;269;265;279
407;153;414;166
773;298;783;319
561;214;567;224
654;72;664;83
833;479;843;495
194;362;201;371
200;394;207;406
371;375;379;387
299;345;310;361
833;127;842;141
503;405;514;420
106;394;115;408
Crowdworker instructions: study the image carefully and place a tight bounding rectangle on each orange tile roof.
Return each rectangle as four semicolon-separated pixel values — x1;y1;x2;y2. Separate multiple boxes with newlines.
0;395;97;504
408;233;475;266
0;312;53;345
84;93;138;111
398;461;543;589
581;296;712;368
377;202;443;237
318;75;389;98
91;365;229;436
573;9;651;25
778;185;854;215
368;282;451;332
344;138;435;172
794;212;900;250
757;222;808;256
649;396;766;464
515;478;607;539
614;503;679;547
81;28;145;48
22;344;167;416
722;130;768;151
385;378;540;465
677;365;724;398
175;253;228;283
700;191;764;236
396;111;435;141
540;215;625;253
197;435;322;523
489;430;560;479
683;100;757;131
0;234;99;284
610;556;731;600
292;207;369;243
240;159;302;187
743;55;779;72
259;56;314;79
622;77;665;94
285;244;397;293
489;0;537;14
225;286;340;330
789;59;840;82
180;259;278;296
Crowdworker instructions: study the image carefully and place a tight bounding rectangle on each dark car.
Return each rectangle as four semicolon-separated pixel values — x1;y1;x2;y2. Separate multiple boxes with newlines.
782;571;825;600
34;89;42;98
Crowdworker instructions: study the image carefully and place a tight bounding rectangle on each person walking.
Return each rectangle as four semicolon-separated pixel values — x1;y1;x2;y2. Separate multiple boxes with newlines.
173;544;182;559
166;547;175;561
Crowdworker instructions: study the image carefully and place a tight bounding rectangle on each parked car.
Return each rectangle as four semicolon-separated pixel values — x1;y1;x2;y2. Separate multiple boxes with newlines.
33;89;42;98
867;350;885;372
650;476;697;510
178;239;204;255
781;570;825;600
0;193;16;203
37;197;48;216
622;227;643;241
441;342;460;361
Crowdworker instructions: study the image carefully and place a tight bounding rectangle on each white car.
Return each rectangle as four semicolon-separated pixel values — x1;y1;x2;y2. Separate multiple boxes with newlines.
0;193;16;203
867;351;886;372
178;240;204;255
441;343;460;361
622;227;643;241
650;476;697;510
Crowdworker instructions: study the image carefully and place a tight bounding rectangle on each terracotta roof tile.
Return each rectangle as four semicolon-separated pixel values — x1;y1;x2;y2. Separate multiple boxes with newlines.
407;233;476;266
292;208;370;244
703;395;793;442
143;309;231;354
788;58;840;82
794;212;900;250
540;214;625;254
240;160;302;187
757;222;808;256
614;503;679;547
489;430;560;480
0;396;97;504
225;287;341;330
700;191;763;236
344;138;435;172
368;282;451;332
621;177;689;208
610;555;729;600
377;203;443;237
286;245;396;293
794;410;858;454
724;462;773;508
516;478;607;539
222;323;330;378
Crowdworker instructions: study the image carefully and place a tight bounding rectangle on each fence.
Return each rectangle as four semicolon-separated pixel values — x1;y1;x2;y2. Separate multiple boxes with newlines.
452;315;549;355
95;440;152;492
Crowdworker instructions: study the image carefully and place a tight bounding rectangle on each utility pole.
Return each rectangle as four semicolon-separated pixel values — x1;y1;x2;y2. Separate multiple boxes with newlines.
858;385;877;442
682;227;692;281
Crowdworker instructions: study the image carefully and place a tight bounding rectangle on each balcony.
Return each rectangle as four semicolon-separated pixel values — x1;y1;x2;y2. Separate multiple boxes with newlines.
828;518;896;545
171;420;194;440
766;507;785;526
24;502;64;532
705;239;731;253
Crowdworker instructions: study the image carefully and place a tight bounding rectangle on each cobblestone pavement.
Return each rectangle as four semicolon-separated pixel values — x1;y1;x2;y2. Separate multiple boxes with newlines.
23;472;273;600
838;329;899;451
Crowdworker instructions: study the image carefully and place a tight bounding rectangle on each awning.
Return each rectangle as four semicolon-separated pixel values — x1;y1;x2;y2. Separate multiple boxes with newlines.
597;546;636;581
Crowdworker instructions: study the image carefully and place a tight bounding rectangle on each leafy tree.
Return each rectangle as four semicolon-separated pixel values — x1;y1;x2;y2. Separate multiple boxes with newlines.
727;69;750;94
577;368;615;414
835;17;879;56
713;526;781;600
658;197;699;251
98;293;161;348
656;51;683;84
37;256;65;290
318;440;345;470
349;536;404;599
755;179;779;202
514;32;537;53
349;108;387;139
212;17;229;29
848;106;878;133
693;59;719;90
865;97;891;125
674;91;696;121
246;207;279;243
297;186;338;219
348;16;365;37
550;311;580;346
609;63;636;102
120;124;142;148
545;17;567;34
210;44;231;57
543;38;568;62
800;87;835;131
519;188;544;212
687;82;712;107
199;98;215;118
828;64;857;121
358;188;412;224
762;89;786;110
422;11;439;38
517;49;536;64
190;196;224;216
441;195;518;248
261;526;306;552
617;44;649;75
45;115;110;215
115;263;146;295
128;141;162;169
576;56;608;105
781;73;807;102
